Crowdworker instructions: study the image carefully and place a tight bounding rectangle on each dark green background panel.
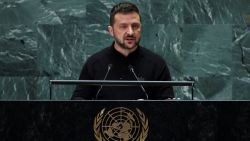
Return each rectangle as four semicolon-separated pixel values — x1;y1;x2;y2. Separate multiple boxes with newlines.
0;0;250;100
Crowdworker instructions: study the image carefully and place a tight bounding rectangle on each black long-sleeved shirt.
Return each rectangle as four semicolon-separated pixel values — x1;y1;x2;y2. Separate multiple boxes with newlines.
72;43;174;100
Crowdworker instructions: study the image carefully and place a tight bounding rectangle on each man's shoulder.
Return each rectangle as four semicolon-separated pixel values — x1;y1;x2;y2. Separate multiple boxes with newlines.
140;47;166;64
86;47;110;64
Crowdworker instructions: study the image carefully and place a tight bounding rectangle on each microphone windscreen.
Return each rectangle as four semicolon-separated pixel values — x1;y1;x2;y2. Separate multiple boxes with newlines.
108;64;113;68
128;65;133;71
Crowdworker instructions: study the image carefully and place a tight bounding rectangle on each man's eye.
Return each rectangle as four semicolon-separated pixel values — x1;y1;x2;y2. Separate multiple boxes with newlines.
120;25;127;29
132;24;140;29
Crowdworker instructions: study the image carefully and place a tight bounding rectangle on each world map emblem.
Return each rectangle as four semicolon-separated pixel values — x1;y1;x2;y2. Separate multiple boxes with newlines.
93;107;149;141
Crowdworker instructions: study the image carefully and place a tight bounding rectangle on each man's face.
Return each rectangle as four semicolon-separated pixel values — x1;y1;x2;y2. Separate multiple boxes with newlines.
108;12;141;50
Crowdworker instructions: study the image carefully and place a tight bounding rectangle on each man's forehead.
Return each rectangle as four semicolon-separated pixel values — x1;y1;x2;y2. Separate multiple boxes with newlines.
114;12;141;23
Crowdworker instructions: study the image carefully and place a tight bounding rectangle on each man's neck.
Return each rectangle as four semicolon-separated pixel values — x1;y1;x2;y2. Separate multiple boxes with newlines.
113;42;138;57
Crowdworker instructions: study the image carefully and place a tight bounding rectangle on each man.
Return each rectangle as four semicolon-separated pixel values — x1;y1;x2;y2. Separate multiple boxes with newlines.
72;2;174;100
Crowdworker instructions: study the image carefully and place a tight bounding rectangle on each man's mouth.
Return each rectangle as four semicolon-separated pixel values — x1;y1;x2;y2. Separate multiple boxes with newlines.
125;37;136;41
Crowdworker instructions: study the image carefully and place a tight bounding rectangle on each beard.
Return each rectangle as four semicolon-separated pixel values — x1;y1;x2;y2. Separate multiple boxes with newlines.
114;35;140;49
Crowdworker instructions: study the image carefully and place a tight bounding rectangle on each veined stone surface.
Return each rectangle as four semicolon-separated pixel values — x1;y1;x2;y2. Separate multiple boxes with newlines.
0;0;249;100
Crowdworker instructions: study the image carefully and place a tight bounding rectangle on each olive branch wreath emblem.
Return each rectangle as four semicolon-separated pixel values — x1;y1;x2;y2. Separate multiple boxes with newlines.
93;107;149;141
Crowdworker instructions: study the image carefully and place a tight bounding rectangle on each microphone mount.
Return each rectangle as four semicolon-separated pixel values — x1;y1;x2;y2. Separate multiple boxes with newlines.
128;65;149;100
95;64;112;99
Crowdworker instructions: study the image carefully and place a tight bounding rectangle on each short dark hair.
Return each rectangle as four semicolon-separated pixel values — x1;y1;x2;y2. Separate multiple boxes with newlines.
110;2;140;26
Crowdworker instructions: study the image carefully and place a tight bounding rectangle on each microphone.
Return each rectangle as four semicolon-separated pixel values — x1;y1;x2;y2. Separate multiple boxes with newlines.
95;64;112;99
128;65;149;100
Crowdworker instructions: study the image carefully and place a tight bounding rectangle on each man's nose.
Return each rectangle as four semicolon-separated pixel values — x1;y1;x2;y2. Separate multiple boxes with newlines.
127;26;134;35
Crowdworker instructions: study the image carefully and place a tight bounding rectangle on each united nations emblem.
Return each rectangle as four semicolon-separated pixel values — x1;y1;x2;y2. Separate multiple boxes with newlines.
93;107;149;141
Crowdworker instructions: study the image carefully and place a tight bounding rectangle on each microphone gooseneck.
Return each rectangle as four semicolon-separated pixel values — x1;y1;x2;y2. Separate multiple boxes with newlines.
95;64;112;99
128;65;149;100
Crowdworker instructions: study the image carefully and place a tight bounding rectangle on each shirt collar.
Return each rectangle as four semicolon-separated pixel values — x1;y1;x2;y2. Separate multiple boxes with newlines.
110;42;141;59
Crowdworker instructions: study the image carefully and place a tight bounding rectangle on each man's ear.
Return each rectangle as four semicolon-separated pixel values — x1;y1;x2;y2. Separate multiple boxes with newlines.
108;26;114;36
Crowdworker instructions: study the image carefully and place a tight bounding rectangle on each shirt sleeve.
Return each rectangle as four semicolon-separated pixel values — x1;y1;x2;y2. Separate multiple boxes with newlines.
71;61;97;100
152;62;174;100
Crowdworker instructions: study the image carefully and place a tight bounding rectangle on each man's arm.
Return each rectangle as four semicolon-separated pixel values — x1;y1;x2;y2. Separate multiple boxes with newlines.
71;62;95;100
153;63;174;100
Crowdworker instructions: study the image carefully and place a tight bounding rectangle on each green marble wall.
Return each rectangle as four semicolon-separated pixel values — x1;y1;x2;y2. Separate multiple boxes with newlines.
0;0;249;100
